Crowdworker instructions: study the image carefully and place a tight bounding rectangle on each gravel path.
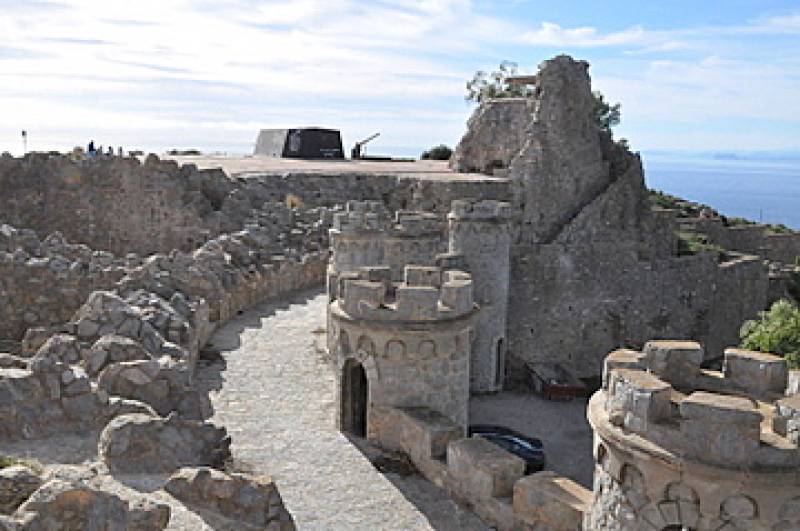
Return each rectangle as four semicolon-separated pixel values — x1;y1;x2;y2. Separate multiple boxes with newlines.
202;289;437;531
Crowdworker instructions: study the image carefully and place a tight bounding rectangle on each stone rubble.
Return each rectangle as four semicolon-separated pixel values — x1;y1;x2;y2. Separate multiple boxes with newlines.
99;413;231;475
164;467;295;530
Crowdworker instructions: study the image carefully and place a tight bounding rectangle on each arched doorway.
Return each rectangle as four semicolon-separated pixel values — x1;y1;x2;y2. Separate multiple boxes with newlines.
341;359;368;437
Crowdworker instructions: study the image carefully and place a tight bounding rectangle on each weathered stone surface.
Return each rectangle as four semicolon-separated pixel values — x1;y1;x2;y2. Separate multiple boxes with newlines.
643;340;704;388
0;354;26;369
447;437;525;499
723;347;788;396
588;346;800;530
164;467;295;529
513;471;590;531
85;334;152;376
0;466;42;515
28;334;80;374
99;413;231;474
6;479;169;530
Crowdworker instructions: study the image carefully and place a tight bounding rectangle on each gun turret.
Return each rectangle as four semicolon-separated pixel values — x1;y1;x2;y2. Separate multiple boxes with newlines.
351;132;380;159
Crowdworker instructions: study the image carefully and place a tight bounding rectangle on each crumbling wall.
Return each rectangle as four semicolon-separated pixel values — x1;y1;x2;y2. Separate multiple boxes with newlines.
0;226;128;340
681;217;800;264
0;154;238;255
451;55;772;379
375;406;591;531
449;98;534;174
510;246;767;378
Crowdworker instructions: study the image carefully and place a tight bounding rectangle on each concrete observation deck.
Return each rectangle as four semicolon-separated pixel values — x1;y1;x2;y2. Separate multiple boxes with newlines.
164;155;509;183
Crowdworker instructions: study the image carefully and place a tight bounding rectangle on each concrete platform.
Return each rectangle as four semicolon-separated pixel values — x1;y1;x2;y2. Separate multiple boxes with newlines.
164;155;507;182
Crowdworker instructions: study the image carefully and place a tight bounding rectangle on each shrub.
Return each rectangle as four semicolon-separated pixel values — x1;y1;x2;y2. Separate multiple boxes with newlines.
740;299;800;368
420;145;453;161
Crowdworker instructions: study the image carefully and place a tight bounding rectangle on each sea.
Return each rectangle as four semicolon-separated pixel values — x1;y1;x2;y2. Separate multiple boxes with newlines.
642;155;800;230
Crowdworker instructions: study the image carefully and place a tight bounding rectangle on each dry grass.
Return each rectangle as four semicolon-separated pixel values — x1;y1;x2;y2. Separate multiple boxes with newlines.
0;455;43;474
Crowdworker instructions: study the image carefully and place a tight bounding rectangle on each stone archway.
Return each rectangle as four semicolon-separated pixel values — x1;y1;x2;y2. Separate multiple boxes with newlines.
341;358;368;437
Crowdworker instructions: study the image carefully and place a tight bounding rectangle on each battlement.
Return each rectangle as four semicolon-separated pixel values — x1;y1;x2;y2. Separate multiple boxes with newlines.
336;265;475;322
331;201;389;235
594;340;799;470
448;199;513;221
390;211;441;238
330;202;443;240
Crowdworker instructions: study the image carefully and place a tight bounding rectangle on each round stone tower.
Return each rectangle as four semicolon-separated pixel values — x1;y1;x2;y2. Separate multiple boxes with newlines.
447;199;512;393
328;264;476;440
586;340;800;530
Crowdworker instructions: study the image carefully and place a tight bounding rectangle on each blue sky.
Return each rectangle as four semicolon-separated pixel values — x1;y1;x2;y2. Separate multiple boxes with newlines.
1;0;798;157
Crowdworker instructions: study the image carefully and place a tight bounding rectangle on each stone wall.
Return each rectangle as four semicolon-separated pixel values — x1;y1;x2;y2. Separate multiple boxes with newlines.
510;242;767;378
681;217;800;264
0;154;234;255
451;55;772;379
449;98;534;174
375;406;591;531
0;225;128;340
0;197;331;442
586;341;800;530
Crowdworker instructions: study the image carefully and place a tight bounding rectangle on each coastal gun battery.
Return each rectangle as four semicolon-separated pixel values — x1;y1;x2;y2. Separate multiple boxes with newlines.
254;127;344;159
351;132;380;159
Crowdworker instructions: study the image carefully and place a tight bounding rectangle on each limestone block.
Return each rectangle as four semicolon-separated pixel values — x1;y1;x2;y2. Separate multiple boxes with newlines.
99;413;231;474
775;394;800;445
11;479;169;530
723;347;788;396
679;391;761;466
513;471;591;531
395;286;439;320
391;407;462;461
404;266;442;288
440;272;474;315
447;437;525;499
86;334;152;375
29;334;81;374
606;369;672;432
342;280;384;316
602;349;646;389
643;340;703;388
165;467;295;530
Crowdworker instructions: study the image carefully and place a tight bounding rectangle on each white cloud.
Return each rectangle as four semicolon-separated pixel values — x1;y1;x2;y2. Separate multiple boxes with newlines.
0;1;798;155
521;22;646;47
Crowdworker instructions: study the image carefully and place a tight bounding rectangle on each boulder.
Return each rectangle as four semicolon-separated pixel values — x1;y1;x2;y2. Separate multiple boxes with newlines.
85;335;152;376
99;413;231;474
165;467;295;529
7;479;169;530
29;334;80;374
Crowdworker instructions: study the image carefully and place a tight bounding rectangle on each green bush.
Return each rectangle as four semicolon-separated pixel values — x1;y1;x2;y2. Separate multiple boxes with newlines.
676;231;726;258
740;299;800;368
421;145;453;161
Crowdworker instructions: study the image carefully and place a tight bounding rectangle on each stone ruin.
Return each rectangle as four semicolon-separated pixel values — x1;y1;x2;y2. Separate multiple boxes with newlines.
0;153;332;528
0;52;799;529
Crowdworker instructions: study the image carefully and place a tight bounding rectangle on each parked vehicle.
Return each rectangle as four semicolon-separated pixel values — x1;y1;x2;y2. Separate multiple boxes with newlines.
468;424;545;474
